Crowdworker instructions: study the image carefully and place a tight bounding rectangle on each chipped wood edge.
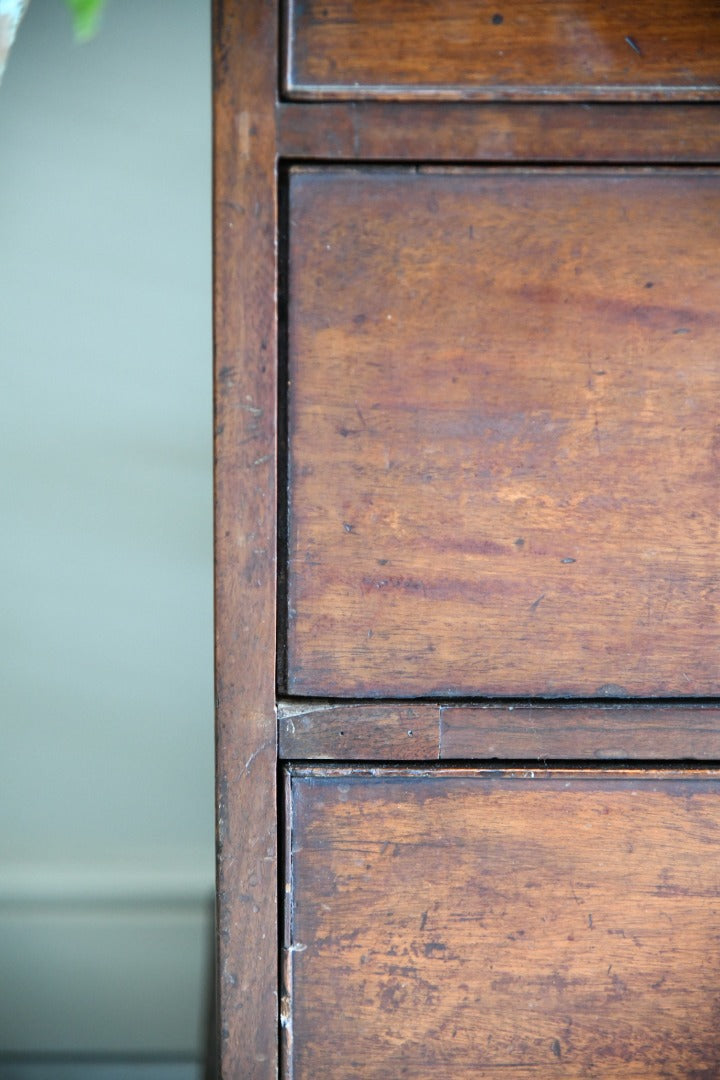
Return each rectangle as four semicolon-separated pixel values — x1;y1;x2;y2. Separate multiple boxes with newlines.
278;700;442;760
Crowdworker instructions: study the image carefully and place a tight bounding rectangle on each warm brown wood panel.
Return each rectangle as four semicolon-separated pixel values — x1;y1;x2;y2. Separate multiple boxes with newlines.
278;701;720;761
277;101;720;164
278;701;439;759
286;767;720;1077
213;0;279;1075
286;167;720;699
286;0;720;101
441;703;720;761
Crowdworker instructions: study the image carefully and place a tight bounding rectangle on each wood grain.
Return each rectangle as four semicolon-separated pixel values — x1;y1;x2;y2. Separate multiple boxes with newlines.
278;701;439;760
286;167;720;699
217;4;720;1072
286;0;720;101
278;701;720;762
213;0;278;1074
441;704;720;761
277;101;720;164
286;767;720;1077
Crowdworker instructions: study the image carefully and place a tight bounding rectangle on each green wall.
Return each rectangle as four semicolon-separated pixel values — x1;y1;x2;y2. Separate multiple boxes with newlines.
0;0;213;1059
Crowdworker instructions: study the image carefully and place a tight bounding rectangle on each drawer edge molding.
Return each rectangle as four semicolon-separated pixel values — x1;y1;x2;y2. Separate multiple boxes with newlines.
278;701;720;762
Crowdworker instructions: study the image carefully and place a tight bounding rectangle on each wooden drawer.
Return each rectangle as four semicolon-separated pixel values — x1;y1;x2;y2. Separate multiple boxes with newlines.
215;4;720;1075
285;0;720;101
285;166;720;699
284;767;720;1078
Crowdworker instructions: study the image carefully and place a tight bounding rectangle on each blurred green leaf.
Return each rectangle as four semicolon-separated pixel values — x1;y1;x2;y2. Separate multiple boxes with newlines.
64;0;106;41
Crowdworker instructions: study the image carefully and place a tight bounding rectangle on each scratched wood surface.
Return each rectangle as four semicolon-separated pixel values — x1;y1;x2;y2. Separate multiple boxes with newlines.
278;701;720;761
285;167;720;699
285;0;720;101
285;768;720;1078
278;701;439;759
440;703;720;761
213;0;278;1074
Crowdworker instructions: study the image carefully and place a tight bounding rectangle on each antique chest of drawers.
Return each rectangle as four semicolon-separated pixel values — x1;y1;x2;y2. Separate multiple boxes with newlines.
213;2;720;1075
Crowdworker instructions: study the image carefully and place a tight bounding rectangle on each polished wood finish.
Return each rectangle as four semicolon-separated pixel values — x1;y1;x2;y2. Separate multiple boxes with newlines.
286;0;720;101
213;0;278;1074
286;167;720;699
279;701;720;762
277;101;720;163
286;767;720;1078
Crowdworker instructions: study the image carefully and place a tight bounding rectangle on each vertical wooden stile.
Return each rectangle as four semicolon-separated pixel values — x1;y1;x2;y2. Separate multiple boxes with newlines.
213;0;279;1075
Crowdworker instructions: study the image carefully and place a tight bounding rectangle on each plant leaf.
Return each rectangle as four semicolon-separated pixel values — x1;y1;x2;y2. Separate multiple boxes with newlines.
64;0;106;42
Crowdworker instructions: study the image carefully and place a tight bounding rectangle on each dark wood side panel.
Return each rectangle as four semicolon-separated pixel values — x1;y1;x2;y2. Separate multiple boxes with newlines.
278;701;720;762
286;0;720;101
213;1;278;1074
277;101;720;163
286;167;720;699
286;767;720;1078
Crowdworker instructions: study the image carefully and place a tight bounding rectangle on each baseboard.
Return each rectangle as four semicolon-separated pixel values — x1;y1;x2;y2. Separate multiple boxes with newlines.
0;864;214;1057
0;1060;203;1080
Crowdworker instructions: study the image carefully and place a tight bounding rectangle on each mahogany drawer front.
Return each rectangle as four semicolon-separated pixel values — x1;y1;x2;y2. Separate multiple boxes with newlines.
285;767;720;1078
285;0;720;101
285;167;720;699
